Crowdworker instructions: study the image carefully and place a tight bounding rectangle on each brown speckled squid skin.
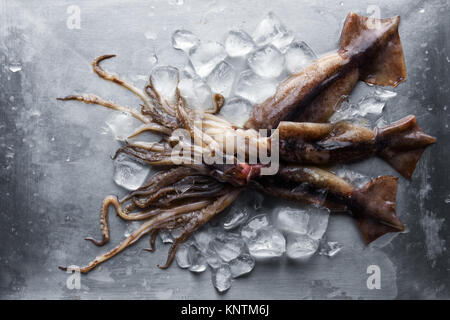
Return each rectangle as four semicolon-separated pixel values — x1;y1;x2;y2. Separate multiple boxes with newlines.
277;115;436;178
255;165;404;244
244;12;407;130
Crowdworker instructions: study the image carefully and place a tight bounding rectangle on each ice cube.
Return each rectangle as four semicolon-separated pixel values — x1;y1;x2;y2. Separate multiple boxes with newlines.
188;245;207;273
193;228;215;253
219;97;254;127
159;230;174;244
374;89;397;100
211;264;232;293
285;41;316;74
319;241;343;257
113;154;150;191
223;206;250;230
336;168;370;189
178;73;213;110
210;234;246;262
272;31;294;52
253;12;294;51
286;234;319;260
176;244;191;268
275;207;310;235
247;226;286;258
225;30;255;57
222;191;261;229
206;61;235;97
329;100;371;126
357;96;386;117
105;111;142;141
172;29;200;53
234;70;276;103
205;247;223;269
306;207;330;240
331;90;392;126
189;41;227;77
229;254;255;278
247;45;285;78
150;66;179;104
241;214;270;239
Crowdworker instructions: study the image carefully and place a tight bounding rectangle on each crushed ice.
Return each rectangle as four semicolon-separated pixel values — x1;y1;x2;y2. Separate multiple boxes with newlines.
234;70;277;104
150;66;179;104
319;241;343;257
252;12;294;52
247;45;285;78
189;41;227;78
211;264;232;293
105;112;142;141
330;89;397;126
206;61;235;97
285;41;316;74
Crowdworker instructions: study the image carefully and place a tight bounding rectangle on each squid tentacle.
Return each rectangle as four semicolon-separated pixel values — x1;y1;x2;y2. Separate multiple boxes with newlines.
92;55;153;110
59;198;214;273
158;188;241;269
56;94;150;124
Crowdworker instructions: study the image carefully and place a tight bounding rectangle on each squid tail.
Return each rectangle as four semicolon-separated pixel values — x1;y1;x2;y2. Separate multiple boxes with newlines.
339;12;407;87
351;175;404;243
376;115;436;179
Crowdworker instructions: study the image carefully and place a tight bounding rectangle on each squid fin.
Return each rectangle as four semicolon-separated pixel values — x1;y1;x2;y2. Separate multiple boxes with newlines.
376;115;436;179
339;12;407;87
355;215;401;244
351;176;404;244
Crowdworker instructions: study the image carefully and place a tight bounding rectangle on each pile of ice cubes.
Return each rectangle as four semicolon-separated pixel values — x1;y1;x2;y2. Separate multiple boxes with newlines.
170;11;318;127
167;189;337;292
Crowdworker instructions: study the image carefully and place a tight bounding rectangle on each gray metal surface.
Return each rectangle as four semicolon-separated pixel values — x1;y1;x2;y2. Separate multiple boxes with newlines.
0;0;448;299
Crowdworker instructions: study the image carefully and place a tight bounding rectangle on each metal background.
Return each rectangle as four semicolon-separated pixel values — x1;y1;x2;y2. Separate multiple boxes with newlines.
0;0;448;299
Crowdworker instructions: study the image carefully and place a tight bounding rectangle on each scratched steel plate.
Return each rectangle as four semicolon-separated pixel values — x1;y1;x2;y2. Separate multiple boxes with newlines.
0;0;448;299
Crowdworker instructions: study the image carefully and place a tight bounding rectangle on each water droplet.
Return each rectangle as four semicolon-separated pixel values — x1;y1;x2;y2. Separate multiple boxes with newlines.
9;63;22;73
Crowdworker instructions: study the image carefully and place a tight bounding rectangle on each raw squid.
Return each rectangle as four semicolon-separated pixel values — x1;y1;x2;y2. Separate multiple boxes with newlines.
244;12;407;130
56;12;435;273
277;116;436;179
253;165;403;244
